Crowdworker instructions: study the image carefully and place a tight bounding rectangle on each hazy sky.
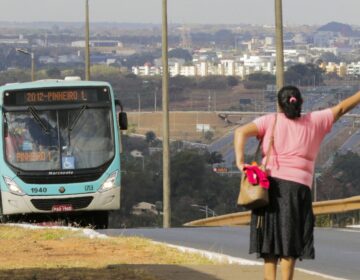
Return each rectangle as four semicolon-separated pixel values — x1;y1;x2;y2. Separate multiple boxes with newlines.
2;0;360;26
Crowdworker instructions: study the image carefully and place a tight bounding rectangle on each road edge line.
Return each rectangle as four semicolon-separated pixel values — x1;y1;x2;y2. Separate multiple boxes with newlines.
152;241;349;280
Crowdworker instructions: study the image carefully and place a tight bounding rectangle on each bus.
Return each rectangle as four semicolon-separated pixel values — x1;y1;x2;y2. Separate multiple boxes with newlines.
0;78;127;228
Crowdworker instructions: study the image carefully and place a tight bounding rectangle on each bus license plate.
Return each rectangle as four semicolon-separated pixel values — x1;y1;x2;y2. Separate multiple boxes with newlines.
52;204;73;212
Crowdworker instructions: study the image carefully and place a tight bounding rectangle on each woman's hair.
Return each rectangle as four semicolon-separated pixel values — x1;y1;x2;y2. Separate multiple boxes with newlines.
277;86;303;119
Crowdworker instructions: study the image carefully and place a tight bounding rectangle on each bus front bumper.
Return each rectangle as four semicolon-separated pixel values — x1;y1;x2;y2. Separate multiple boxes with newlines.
1;187;120;215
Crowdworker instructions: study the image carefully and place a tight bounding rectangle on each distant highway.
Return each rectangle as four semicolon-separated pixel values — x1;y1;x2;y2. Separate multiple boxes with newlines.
339;128;360;153
101;227;360;280
211;93;360;168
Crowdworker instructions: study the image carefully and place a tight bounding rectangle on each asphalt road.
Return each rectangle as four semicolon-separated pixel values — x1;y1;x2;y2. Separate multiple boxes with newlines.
101;227;360;280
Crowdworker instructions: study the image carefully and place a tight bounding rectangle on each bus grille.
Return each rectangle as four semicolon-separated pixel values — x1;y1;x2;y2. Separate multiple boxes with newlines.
19;173;103;184
30;197;93;211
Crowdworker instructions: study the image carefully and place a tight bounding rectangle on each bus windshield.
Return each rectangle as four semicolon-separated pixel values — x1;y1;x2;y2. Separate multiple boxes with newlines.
4;107;114;171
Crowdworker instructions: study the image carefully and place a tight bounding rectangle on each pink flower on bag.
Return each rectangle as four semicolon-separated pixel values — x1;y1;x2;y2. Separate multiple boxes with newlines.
244;166;270;189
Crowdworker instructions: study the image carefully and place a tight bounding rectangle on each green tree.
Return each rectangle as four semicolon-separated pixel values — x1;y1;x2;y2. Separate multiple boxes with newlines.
145;131;156;145
227;76;239;87
244;72;275;89
204;131;214;142
169;48;193;61
318;152;360;201
119;137;241;227
285;63;324;86
206;151;224;164
46;67;61;78
197;76;228;90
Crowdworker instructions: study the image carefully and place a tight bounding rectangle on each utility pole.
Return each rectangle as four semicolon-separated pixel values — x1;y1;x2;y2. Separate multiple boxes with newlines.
30;52;35;81
16;49;35;81
162;0;171;228
275;0;285;93
137;94;141;127
85;0;90;80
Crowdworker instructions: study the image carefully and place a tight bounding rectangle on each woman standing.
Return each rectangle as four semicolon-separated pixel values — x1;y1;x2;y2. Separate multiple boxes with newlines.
234;86;360;280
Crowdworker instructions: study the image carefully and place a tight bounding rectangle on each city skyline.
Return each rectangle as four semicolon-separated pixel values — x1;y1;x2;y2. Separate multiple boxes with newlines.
1;0;360;26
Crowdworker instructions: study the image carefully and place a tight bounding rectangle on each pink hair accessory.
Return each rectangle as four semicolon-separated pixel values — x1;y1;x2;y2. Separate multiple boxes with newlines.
289;96;297;103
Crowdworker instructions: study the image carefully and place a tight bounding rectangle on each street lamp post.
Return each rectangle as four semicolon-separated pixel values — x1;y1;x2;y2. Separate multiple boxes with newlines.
137;93;141;127
275;0;285;95
85;0;91;80
191;204;216;218
16;48;35;81
314;172;321;202
154;87;158;112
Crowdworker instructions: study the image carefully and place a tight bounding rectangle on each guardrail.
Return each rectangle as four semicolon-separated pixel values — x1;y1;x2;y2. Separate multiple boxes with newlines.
184;195;360;227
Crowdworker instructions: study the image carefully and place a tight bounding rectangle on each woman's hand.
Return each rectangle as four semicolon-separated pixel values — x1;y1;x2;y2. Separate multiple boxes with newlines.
237;162;244;172
237;162;249;172
331;90;360;121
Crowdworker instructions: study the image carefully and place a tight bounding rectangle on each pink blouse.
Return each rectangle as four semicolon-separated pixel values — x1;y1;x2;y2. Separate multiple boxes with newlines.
252;109;334;188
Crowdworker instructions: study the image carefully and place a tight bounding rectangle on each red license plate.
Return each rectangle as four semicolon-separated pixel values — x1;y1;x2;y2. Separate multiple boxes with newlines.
52;204;73;212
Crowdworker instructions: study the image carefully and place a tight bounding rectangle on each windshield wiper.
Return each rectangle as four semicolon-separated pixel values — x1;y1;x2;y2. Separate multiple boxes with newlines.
66;105;87;149
68;105;87;132
28;106;49;134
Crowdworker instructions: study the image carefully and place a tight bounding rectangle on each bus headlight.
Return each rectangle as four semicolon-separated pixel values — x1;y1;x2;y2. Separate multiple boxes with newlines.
98;171;118;193
3;177;25;196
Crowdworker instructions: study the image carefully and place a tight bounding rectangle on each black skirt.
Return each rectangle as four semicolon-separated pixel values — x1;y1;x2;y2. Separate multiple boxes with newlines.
249;177;315;260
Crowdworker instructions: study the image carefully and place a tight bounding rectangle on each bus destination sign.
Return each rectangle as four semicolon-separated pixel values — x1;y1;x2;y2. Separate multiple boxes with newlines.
4;87;110;106
25;90;88;103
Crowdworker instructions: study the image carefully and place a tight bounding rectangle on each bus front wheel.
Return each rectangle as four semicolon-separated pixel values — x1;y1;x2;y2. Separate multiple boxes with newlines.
88;211;109;229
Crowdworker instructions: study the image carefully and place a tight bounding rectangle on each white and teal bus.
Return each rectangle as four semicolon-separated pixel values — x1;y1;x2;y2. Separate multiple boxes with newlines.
0;78;127;228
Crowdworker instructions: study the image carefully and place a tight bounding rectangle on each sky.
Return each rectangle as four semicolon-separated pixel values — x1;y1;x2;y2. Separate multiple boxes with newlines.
1;0;360;26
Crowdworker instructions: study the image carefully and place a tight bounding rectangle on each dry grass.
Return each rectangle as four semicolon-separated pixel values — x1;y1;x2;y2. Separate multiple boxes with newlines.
0;225;213;280
127;111;246;142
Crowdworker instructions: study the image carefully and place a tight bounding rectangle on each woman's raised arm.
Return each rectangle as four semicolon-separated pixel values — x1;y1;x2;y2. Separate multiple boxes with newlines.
331;90;360;122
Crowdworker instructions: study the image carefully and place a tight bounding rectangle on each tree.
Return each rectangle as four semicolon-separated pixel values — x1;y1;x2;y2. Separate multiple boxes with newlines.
244;72;275;89
110;136;241;227
46;67;61;78
197;76;228;90
0;69;30;84
204;131;214;142
145;131;156;145
168;48;192;61
227;76;239;87
214;29;235;47
318;152;360;201
285;63;324;86
206;151;224;164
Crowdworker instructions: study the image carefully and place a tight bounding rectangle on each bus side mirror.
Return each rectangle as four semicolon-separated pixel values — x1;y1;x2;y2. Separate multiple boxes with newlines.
4;122;8;138
118;112;128;130
115;99;128;130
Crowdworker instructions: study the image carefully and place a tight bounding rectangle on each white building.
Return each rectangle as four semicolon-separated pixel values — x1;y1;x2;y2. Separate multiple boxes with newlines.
347;62;360;76
220;59;235;76
198;61;209;76
71;40;123;48
180;65;197;76
132;65;161;76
